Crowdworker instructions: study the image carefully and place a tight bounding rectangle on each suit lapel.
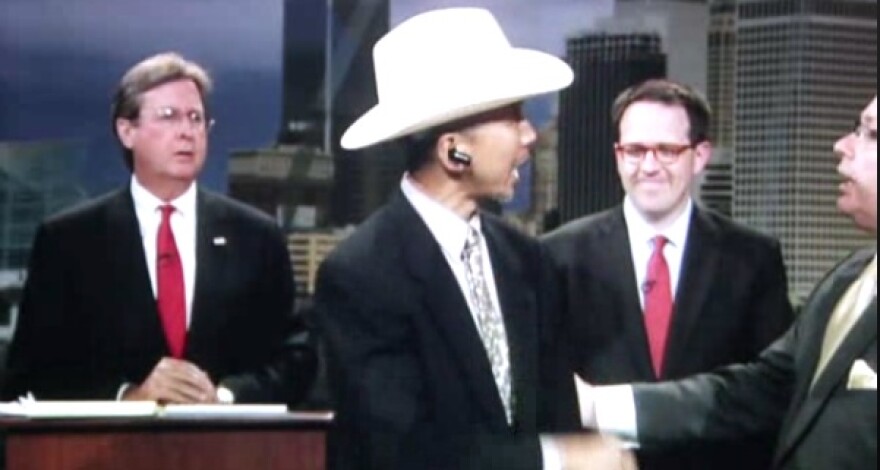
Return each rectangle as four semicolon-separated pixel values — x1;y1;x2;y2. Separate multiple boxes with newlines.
775;253;876;463
663;208;720;378
778;304;876;463
187;190;229;354
790;257;868;410
105;189;167;352
605;209;656;379
394;197;509;425
483;216;538;428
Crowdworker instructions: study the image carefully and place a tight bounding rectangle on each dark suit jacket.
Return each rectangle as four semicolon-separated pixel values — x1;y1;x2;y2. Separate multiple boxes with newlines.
3;187;316;406
312;192;579;470
635;247;877;470
542;205;794;470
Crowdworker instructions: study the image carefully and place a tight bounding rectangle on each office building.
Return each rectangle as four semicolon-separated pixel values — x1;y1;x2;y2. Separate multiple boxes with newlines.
0;140;87;338
700;0;737;215
733;0;877;301
279;0;401;226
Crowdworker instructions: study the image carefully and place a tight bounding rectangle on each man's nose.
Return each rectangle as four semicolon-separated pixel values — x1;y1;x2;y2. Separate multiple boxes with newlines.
832;133;854;161
640;150;662;171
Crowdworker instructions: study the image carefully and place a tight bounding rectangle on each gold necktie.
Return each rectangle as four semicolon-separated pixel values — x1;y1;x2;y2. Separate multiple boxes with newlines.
812;257;877;387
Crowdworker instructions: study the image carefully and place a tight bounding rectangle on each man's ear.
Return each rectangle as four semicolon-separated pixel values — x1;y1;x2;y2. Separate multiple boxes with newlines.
692;141;712;175
116;118;136;150
437;133;469;173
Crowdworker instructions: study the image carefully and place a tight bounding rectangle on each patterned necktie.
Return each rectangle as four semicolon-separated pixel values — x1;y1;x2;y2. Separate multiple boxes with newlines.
812;257;877;387
157;204;186;358
461;226;513;423
644;235;673;378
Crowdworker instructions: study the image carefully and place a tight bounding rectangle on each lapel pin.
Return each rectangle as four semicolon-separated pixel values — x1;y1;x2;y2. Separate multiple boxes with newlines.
213;236;227;246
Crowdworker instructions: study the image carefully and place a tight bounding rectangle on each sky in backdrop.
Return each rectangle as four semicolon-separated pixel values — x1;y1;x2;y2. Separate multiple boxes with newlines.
0;0;613;195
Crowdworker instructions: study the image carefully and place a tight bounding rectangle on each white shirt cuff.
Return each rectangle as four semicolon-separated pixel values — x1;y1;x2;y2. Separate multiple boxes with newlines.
574;374;638;445
539;435;563;470
216;386;235;404
593;385;639;445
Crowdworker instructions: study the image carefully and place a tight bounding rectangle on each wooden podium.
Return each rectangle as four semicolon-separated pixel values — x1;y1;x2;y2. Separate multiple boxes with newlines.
1;413;331;470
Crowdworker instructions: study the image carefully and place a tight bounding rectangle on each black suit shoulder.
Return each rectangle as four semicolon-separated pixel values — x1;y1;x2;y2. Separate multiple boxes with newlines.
200;190;276;227
39;189;126;230
696;207;782;255
540;208;619;264
542;208;618;244
320;201;402;276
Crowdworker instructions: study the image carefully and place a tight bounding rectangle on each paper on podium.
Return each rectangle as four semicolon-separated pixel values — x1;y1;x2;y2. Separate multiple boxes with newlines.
160;403;289;418
1;401;158;419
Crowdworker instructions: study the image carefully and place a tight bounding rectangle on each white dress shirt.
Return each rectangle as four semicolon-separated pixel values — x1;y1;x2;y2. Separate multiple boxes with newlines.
575;198;696;445
400;176;505;331
400;177;562;469
622;196;693;308
123;178;235;403
130;176;198;327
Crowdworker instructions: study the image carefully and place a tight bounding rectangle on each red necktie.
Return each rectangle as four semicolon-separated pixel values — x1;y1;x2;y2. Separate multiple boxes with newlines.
157;205;186;358
644;235;673;378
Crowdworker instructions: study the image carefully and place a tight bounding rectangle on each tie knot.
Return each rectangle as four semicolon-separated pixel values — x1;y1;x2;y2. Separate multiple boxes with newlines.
462;226;481;259
652;235;667;252
160;205;176;221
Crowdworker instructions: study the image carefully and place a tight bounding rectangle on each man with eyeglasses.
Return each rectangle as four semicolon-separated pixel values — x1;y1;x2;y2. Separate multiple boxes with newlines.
3;52;317;407
579;95;878;470
543;79;793;470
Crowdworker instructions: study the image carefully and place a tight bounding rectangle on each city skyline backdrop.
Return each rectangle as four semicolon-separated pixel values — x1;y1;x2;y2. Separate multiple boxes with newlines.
1;0;877;304
1;0;616;195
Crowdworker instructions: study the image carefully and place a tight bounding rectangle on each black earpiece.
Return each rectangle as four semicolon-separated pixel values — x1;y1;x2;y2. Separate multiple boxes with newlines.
448;147;472;166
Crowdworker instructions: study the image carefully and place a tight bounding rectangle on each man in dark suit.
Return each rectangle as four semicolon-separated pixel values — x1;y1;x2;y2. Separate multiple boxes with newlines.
584;95;878;470
313;8;635;470
543;79;794;470
3;52;316;406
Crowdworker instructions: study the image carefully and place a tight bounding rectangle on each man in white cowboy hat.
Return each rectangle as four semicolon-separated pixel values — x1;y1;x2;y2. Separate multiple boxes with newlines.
313;7;636;470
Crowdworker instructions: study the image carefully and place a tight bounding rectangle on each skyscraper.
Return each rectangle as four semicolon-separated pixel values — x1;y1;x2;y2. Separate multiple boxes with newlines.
699;0;737;216
733;0;877;302
279;0;401;226
611;0;710;92
557;33;666;223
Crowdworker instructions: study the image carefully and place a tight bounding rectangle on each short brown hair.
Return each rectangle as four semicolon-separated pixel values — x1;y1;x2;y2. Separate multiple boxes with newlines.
111;52;213;171
611;79;711;144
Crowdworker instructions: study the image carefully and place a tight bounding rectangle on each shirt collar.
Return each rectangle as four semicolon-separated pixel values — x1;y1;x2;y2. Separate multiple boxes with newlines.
130;175;198;218
400;175;478;258
622;196;693;249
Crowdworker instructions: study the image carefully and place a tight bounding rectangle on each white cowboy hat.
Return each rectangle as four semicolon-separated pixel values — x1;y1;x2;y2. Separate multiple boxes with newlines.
340;7;574;150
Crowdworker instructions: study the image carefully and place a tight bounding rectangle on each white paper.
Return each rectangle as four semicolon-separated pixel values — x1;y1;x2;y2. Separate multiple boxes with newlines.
5;401;158;419
160;404;288;418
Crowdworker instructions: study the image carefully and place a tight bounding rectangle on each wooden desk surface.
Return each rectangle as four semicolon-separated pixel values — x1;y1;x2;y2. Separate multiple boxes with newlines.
1;412;333;470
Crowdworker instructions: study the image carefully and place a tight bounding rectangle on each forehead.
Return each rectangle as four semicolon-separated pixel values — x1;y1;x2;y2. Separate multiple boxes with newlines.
619;101;690;142
140;79;204;108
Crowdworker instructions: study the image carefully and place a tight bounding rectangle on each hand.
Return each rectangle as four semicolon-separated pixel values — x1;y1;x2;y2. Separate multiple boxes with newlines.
122;357;217;404
555;433;637;470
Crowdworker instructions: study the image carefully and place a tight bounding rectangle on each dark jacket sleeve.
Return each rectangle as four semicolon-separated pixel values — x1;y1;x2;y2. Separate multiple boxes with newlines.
634;323;797;449
745;239;794;354
3;222;123;400
217;223;317;407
